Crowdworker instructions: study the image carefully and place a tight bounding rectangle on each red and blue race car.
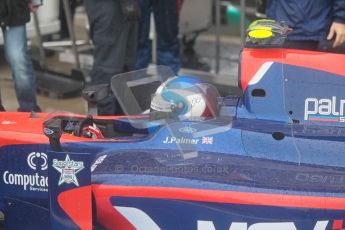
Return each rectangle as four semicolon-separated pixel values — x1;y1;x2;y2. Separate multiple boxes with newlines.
1;20;345;230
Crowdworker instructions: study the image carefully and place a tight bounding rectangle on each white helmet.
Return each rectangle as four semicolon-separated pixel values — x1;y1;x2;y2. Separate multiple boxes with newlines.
150;76;220;120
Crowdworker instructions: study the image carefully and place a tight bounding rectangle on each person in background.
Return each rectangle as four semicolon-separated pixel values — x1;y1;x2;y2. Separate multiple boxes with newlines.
135;0;181;74
83;0;141;115
0;89;4;111
59;0;84;40
266;0;345;51
0;0;42;112
181;32;211;72
178;0;210;72
255;0;267;18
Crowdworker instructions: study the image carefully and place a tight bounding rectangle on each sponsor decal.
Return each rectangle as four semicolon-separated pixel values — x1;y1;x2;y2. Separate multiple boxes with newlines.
163;136;214;145
3;171;48;192
113;206;344;230
197;220;330;230
2;152;49;192
295;173;345;184
27;152;48;170
304;97;345;122
43;127;54;135
178;126;197;134
52;154;84;186
91;155;107;172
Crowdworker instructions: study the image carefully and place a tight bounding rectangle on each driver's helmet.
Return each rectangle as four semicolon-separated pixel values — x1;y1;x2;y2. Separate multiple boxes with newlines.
150;76;220;120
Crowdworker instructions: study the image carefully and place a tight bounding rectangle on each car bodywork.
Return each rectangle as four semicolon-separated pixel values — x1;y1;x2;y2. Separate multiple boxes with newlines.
0;46;345;230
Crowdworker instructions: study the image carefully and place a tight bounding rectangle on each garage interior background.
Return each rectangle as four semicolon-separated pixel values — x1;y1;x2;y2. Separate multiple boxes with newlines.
0;0;260;113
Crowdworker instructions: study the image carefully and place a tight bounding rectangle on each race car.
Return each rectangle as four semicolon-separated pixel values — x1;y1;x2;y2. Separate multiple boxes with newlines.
1;20;345;230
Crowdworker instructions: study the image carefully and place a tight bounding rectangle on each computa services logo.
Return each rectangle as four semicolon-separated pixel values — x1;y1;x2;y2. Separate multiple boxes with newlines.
27;152;48;170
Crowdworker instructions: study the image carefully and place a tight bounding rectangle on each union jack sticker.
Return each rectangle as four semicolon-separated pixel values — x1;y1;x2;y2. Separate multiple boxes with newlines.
202;136;214;145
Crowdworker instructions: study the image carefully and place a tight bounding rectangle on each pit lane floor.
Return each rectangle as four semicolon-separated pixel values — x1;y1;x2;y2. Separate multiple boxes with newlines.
0;58;87;114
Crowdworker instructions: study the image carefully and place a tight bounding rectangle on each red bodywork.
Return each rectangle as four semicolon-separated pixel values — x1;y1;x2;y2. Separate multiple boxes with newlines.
241;48;345;91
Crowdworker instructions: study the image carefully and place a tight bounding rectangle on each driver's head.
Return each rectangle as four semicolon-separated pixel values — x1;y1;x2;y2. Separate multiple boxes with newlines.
150;76;220;120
